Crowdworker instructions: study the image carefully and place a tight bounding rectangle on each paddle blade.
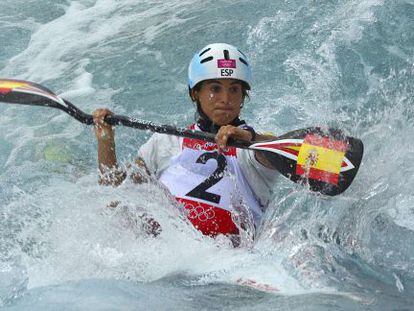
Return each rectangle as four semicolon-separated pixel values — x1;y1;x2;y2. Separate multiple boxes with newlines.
0;79;65;108
0;79;93;125
251;127;363;196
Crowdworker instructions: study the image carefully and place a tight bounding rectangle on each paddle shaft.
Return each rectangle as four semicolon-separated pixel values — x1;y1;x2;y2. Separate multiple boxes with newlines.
60;99;251;149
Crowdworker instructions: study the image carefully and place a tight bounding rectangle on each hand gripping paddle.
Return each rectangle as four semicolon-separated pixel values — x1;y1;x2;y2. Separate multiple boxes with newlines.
0;79;363;195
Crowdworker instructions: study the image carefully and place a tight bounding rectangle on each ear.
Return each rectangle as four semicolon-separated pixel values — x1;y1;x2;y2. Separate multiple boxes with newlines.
190;89;198;102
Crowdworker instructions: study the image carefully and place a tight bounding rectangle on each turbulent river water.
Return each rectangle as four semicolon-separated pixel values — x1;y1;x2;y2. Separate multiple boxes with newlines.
1;0;413;310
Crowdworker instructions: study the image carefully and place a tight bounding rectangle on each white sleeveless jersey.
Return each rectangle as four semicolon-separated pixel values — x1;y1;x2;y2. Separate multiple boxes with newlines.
138;124;278;236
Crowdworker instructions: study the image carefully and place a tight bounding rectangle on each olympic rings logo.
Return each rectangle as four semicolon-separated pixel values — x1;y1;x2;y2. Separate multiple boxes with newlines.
185;203;216;222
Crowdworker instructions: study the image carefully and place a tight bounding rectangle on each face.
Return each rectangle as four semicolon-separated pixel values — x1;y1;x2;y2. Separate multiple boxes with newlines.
192;79;244;126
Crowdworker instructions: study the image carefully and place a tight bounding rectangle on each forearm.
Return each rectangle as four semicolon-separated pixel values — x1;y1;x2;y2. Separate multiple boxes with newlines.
216;126;277;169
253;133;277;169
93;108;128;186
97;136;126;186
97;136;117;171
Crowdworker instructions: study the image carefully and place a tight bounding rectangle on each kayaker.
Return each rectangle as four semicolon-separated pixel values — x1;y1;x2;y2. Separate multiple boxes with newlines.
93;43;278;241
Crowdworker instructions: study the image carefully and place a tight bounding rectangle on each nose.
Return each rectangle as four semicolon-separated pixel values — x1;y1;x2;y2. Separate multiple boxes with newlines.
220;89;230;105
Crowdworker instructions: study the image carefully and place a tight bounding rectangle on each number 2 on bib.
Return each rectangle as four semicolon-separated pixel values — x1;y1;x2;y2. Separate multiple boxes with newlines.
185;152;227;204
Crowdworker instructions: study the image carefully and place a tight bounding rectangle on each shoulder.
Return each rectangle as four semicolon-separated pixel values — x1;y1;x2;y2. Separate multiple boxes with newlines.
139;132;181;154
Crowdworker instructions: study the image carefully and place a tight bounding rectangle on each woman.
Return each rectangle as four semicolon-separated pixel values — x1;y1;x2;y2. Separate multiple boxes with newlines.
93;43;278;239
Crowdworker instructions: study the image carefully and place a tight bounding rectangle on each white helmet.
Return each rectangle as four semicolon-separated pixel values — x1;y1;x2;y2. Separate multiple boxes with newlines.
188;43;252;90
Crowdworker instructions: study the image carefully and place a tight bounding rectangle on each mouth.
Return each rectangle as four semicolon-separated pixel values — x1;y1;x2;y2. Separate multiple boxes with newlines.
214;107;234;113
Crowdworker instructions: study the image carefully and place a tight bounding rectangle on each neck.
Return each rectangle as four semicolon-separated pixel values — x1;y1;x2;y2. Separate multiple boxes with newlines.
195;102;245;133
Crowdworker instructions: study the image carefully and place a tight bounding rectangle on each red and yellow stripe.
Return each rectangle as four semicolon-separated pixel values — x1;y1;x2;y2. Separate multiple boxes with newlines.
0;81;29;95
296;134;348;185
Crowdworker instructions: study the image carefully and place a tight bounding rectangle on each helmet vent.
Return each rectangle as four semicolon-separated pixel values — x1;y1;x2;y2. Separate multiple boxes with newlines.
199;48;211;57
238;49;247;58
224;50;230;60
239;57;248;66
200;56;213;64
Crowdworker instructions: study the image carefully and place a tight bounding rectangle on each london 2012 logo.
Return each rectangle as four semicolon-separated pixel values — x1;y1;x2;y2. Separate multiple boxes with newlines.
218;59;236;77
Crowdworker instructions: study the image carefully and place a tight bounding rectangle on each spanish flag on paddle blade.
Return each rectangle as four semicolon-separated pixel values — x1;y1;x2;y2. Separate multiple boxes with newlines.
250;127;363;196
296;134;348;185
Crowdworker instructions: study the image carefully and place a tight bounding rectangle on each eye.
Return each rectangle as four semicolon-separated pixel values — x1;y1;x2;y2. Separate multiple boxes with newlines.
210;85;222;93
229;85;242;94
